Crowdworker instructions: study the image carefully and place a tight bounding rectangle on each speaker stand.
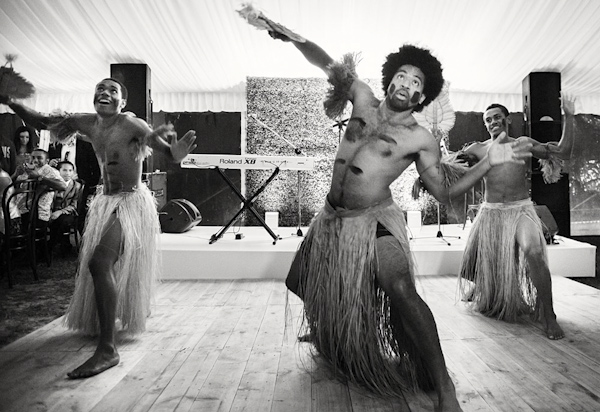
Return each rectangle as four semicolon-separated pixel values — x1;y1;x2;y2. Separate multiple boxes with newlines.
295;170;303;237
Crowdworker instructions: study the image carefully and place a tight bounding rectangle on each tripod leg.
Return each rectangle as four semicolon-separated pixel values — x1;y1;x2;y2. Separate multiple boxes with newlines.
297;170;303;236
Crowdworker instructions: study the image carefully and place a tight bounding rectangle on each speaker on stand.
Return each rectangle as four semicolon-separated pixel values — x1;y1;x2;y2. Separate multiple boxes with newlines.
110;63;154;172
522;72;570;236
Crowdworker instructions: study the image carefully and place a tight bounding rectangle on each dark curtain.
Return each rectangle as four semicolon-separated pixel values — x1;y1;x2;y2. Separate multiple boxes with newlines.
154;111;242;226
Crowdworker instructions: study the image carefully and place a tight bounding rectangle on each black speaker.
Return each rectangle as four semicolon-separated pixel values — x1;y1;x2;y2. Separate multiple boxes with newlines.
143;171;167;210
531;172;570;237
530;121;562;144
159;199;202;233
110;63;152;123
534;205;559;244
522;72;561;127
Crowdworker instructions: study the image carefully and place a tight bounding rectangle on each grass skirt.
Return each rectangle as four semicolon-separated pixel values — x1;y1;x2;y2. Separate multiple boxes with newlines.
64;186;159;335
459;199;543;321
296;197;430;396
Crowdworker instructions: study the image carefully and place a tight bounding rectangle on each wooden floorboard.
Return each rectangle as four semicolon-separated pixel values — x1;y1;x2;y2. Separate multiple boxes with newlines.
1;276;600;411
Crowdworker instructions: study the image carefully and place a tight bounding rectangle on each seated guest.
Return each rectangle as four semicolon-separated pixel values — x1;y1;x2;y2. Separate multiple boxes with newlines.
15;148;66;229
11;125;38;180
0;133;17;176
0;160;21;235
48;131;101;232
49;160;82;254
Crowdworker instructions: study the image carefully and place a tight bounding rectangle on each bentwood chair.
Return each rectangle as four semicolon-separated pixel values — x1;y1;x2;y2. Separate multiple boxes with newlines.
1;179;39;288
60;181;86;250
30;186;53;268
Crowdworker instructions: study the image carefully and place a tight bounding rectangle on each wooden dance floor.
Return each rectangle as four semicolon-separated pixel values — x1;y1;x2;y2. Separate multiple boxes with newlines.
1;276;600;411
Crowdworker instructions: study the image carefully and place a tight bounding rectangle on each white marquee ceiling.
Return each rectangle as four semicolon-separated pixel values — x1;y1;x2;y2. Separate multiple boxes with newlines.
1;0;600;115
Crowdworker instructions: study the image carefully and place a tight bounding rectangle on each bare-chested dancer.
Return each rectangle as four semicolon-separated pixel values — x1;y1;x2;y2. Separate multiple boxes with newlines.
459;97;575;340
258;24;531;412
0;78;196;378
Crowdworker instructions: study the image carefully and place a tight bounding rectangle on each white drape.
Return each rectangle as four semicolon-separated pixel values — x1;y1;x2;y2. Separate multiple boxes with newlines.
1;0;599;115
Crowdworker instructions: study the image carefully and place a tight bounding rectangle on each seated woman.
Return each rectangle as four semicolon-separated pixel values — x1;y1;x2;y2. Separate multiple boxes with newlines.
11;125;38;180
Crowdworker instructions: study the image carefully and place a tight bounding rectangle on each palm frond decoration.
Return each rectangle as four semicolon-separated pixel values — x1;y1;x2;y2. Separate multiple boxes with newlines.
237;3;306;43
413;81;455;153
0;54;35;99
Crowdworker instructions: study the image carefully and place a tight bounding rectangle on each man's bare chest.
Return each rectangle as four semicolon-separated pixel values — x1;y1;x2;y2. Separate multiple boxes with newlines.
341;117;418;160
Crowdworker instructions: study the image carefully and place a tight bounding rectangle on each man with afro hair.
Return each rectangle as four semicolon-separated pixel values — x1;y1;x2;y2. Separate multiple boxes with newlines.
262;21;531;412
381;44;445;114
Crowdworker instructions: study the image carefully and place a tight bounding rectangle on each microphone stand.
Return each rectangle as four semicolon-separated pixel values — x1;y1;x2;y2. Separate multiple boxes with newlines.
410;128;460;245
249;114;304;236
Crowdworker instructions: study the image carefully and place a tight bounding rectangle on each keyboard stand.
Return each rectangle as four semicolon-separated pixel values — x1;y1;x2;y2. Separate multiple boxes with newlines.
209;166;281;245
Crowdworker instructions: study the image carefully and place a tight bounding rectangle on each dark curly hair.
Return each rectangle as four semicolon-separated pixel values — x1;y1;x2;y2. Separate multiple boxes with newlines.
381;44;444;113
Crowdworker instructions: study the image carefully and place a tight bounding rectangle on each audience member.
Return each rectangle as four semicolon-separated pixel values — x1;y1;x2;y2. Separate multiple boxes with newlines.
48;131;101;231
0;133;17;176
0;160;21;235
11;125;38;180
15;148;66;229
49;160;82;255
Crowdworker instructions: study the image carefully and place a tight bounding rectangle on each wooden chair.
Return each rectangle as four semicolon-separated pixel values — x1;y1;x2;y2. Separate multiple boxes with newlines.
30;186;53;268
1;179;39;288
61;181;86;250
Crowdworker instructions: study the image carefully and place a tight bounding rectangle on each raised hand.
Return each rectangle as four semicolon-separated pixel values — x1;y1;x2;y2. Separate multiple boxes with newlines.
561;92;576;116
487;132;532;166
153;124;197;163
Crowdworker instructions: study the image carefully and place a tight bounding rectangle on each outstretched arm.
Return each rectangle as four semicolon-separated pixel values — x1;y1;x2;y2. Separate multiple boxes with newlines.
0;95;90;141
268;28;334;75
531;92;576;160
147;124;197;163
418;131;532;203
238;4;334;73
0;95;50;130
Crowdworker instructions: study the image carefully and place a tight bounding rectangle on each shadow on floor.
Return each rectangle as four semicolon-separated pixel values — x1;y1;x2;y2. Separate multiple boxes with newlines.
570;236;600;290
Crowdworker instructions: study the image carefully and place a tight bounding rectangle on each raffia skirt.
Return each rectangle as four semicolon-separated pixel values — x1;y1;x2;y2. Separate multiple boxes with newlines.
295;197;432;397
64;186;160;335
459;199;544;321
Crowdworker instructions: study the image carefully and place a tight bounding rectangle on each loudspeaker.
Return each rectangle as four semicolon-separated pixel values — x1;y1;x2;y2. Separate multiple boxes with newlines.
534;205;559;244
143;171;167;210
522;72;561;127
159;199;202;233
530;172;570;237
110;63;152;123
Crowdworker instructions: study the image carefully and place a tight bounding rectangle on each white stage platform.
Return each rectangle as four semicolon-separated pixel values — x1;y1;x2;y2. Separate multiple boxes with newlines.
159;224;596;280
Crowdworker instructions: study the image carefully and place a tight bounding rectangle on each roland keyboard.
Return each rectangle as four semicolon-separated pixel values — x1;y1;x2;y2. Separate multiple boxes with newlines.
181;154;316;170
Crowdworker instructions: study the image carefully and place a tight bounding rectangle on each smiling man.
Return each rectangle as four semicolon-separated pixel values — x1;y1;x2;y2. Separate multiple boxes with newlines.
259;22;533;411
0;77;196;379
459;98;575;340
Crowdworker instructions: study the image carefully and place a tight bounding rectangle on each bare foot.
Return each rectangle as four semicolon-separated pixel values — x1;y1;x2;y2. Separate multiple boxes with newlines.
436;381;463;412
544;318;565;340
461;288;474;302
537;303;565;340
68;344;120;379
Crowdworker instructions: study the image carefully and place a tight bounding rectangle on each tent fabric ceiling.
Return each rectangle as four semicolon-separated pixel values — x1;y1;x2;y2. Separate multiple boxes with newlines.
1;0;600;115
